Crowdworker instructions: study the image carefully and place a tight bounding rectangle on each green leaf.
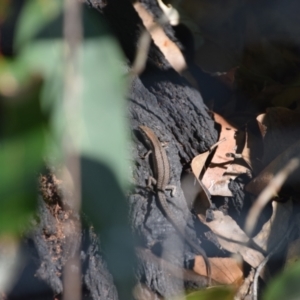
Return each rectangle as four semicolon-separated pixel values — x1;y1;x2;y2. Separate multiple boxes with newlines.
0;128;45;233
2;75;46;137
79;37;130;190
263;261;300;300
0;58;32;97
17;5;130;190
15;0;63;49
15;5;134;298
18;41;63;77
0;58;48;234
0;75;47;233
186;287;235;300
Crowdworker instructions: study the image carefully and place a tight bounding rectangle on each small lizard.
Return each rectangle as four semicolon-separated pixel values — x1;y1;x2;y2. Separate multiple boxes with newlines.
139;125;211;285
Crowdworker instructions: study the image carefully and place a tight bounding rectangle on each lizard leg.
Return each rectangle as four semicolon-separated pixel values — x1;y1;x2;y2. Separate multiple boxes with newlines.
166;185;176;197
143;149;152;160
147;176;157;189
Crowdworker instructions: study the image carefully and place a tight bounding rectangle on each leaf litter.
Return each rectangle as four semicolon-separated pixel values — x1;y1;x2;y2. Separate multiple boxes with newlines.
133;2;300;298
190;104;300;296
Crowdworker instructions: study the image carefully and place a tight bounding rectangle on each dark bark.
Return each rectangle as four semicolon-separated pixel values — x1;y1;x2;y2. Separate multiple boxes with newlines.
128;69;218;296
87;0;220;297
9;171;119;300
85;0;218;296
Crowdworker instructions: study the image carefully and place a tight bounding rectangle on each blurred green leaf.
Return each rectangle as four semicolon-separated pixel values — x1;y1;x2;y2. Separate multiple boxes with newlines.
263;261;300;300
15;0;63;49
79;37;130;190
2;75;46;137
0;57;48;234
18;39;63;77
16;5;130;189
0;128;45;233
0;75;47;233
15;4;134;298
0;58;32;96
186;287;235;300
78;11;133;299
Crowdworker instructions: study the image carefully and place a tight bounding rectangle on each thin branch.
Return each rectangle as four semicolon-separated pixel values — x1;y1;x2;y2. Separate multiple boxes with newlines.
131;29;152;75
62;0;83;299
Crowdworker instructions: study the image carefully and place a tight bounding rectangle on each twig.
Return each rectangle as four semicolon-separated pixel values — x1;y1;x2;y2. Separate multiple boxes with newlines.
131;4;169;75
210;137;226;151
62;0;83;299
131;29;152;75
244;158;299;237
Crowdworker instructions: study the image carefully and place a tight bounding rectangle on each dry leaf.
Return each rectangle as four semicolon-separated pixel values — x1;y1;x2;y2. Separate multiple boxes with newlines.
191;149;210;183
239;128;252;170
201;113;236;196
234;268;255;300
133;2;186;73
194;256;243;285
157;0;179;26
256;114;267;138
253;200;292;252
202;113;251;197
191;150;213;211
199;211;266;272
191;138;227;212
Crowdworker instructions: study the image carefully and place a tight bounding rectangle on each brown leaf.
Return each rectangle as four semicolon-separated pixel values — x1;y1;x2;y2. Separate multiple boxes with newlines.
234;269;255;300
253;200;292;252
240;129;252;170
199;211;266;271
191;149;210;178
133;2;186;73
194;256;243;285
201;113;250;196
191;138;227;212
256;114;267;138
201;113;236;196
